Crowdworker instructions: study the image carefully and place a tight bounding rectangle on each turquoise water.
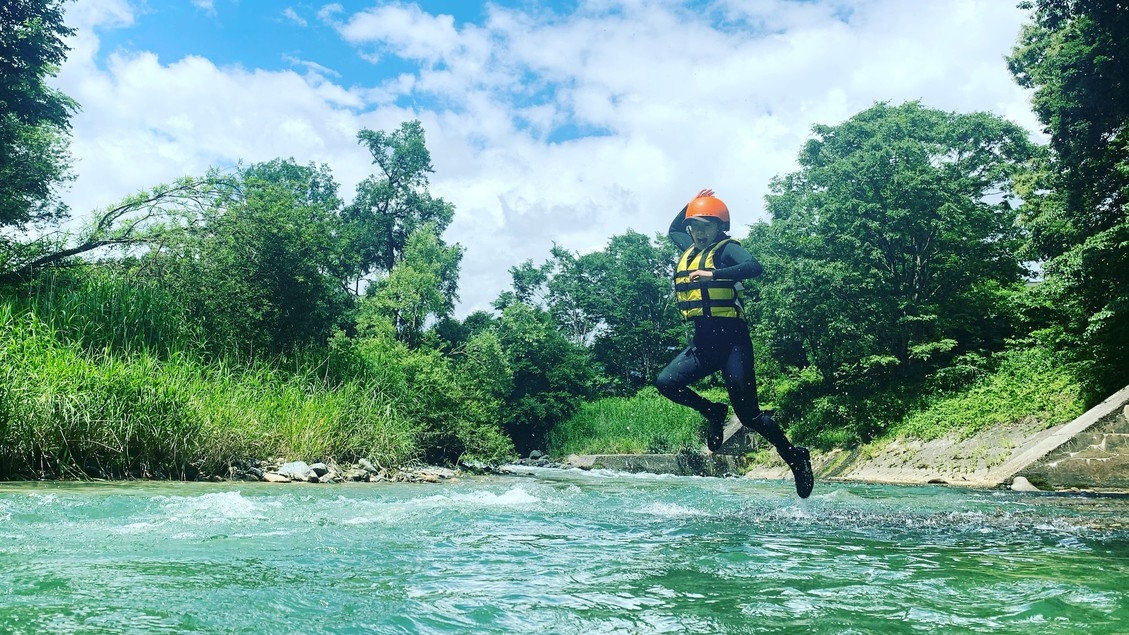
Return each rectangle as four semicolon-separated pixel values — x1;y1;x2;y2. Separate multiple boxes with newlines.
2;468;1128;635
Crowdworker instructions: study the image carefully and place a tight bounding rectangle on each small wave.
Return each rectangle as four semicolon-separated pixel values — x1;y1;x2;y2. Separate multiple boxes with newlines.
158;491;267;522
638;502;710;518
113;520;166;534
816;487;867;502
444;486;542;506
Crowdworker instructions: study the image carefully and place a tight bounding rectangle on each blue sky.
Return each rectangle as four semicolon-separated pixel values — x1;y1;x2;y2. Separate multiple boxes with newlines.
94;2;500;89
56;0;1039;315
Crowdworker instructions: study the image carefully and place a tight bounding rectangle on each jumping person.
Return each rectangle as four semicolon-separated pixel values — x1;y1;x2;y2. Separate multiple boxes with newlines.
656;189;814;498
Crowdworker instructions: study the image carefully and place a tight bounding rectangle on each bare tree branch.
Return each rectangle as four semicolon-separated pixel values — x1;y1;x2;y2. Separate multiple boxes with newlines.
0;175;235;284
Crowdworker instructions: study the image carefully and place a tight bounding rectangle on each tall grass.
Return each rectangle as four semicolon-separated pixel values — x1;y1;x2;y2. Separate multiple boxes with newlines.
19;268;201;357
0;302;421;479
547;386;726;456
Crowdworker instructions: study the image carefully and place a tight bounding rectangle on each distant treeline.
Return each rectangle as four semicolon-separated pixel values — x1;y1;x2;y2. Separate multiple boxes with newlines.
0;0;1124;477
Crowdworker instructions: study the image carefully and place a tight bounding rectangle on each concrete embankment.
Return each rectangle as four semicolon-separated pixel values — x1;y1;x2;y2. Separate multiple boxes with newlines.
564;384;1129;493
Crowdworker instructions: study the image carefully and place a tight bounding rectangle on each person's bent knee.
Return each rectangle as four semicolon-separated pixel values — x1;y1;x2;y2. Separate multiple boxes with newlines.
655;371;680;397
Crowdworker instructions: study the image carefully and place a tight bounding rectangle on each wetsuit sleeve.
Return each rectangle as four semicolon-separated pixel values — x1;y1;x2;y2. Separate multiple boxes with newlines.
712;241;763;280
668;206;694;251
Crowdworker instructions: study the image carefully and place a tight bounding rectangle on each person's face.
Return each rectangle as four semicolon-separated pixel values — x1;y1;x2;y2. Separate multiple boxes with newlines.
687;218;721;249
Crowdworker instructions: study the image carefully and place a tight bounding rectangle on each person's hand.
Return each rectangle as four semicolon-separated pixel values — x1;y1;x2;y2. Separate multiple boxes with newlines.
689;269;714;282
696;188;714;198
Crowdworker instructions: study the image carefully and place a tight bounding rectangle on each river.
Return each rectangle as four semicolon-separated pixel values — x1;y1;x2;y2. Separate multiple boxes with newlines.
2;467;1127;634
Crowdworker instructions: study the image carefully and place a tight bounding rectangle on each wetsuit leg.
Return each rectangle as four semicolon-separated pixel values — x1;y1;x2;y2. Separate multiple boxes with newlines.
656;345;718;414
718;325;794;453
715;323;814;498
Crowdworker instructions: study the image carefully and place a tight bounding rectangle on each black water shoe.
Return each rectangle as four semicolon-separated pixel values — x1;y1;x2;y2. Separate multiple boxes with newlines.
704;402;728;452
786;446;814;499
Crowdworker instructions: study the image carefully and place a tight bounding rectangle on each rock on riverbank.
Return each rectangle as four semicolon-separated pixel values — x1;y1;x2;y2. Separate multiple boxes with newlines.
225;458;459;484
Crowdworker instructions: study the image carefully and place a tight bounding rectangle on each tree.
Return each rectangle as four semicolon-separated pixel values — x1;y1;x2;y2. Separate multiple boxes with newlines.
760;102;1037;437
360;223;463;348
0;0;77;231
550;232;684;392
0;176;226;285
1008;0;1129;400
494;231;684;394
143;159;351;357
494;303;596;455
343;121;455;289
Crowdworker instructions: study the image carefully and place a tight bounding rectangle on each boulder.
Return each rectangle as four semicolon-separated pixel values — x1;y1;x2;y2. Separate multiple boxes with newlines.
277;461;311;480
343;467;369;481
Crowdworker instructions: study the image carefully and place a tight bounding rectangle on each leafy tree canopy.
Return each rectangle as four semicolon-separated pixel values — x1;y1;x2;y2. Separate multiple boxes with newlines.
759;101;1037;434
343;121;455;287
0;0;78;230
494;230;684;394
141;159;351;357
1008;0;1129;400
359;223;463;348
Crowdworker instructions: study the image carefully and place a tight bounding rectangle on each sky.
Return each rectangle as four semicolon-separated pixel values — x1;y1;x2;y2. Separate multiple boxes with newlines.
53;0;1041;317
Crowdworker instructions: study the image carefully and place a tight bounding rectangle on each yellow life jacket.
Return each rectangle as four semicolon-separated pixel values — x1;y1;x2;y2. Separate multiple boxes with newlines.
674;238;744;320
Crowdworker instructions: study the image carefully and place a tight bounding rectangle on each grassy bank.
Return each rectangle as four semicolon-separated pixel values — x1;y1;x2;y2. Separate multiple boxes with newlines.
0;306;421;479
0;266;520;480
547;386;731;456
894;345;1085;440
548;346;1085;457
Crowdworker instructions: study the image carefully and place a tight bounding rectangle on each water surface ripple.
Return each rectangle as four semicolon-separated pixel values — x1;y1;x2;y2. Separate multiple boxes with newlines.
2;467;1128;634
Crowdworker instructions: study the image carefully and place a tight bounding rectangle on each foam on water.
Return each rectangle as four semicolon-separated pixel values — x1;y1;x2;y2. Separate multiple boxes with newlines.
638;501;711;518
158;490;272;521
437;485;543;506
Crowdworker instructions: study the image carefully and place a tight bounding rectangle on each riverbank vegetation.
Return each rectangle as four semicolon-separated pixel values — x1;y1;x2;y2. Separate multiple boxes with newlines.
0;0;1124;478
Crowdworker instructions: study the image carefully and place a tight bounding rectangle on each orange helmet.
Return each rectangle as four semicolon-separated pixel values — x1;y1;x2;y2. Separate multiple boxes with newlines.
686;195;730;230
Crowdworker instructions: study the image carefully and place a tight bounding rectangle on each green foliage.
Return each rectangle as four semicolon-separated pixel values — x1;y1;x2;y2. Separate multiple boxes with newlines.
754;102;1038;442
325;325;515;466
0;0;77;230
496;231;683;394
895;344;1084;440
2;175;231;286
494;303;596;455
571;232;684;393
362;223;463;347
15;266;200;357
344;121;455;281
0;242;518;478
141;160;352;358
1008;2;1129;402
0;306;421;478
547;386;710;456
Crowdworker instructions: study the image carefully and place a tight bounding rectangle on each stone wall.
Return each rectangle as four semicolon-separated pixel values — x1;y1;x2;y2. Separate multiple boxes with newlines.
1018;404;1129;490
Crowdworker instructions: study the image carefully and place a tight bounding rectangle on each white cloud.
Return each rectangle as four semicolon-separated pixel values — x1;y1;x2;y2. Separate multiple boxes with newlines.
191;0;216;16
338;3;462;62
282;7;308;27
53;0;1039;316
317;3;345;23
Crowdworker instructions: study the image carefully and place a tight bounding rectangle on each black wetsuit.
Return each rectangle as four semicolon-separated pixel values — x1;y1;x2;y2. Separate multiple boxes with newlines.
655;207;794;452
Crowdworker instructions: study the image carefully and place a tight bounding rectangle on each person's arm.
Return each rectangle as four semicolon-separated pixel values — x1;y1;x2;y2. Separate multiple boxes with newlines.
669;188;715;251
712;241;763;280
668;205;693;251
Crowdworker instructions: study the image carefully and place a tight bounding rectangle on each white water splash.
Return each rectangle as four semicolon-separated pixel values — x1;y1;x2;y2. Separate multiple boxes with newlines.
158;491;270;522
443;486;542;506
637;502;710;518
